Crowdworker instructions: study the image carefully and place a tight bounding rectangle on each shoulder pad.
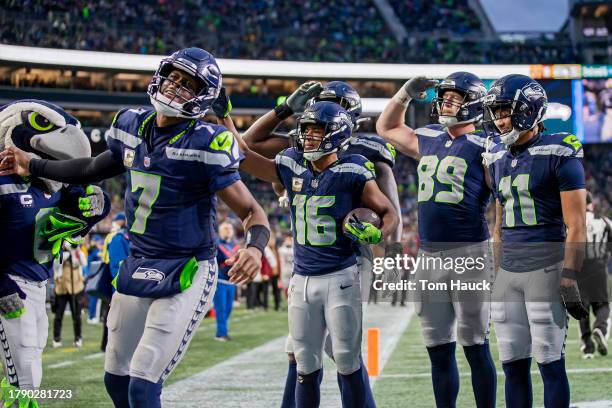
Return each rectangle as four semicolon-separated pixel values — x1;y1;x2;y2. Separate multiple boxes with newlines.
346;134;396;166
331;154;375;178
528;133;583;158
275;148;307;175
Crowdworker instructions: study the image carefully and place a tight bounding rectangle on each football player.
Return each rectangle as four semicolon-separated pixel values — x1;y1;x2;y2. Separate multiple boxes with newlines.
483;74;588;408
376;72;497;408
0;48;270;408
0;100;110;408
230;80;402;407
235;100;399;407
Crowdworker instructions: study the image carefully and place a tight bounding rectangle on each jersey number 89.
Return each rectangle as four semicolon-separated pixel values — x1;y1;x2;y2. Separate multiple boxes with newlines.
417;155;468;204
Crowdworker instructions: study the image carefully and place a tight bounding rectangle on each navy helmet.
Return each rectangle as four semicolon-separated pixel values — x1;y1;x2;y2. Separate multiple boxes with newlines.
311;81;362;121
483;74;548;146
148;47;222;118
296;101;354;161
431;71;486;127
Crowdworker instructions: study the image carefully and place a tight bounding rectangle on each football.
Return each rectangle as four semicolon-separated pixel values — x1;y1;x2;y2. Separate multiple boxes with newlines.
342;207;381;237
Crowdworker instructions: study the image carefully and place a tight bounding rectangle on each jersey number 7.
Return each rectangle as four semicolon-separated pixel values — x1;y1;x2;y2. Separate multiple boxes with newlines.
130;170;161;234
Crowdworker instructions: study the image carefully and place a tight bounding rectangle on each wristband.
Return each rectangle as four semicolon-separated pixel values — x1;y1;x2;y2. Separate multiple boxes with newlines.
245;224;270;255
392;87;412;107
561;267;578;280
274;103;293;120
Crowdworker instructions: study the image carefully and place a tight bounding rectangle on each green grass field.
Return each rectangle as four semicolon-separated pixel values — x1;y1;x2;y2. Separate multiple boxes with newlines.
374;316;612;407
5;305;611;407
38;307;288;407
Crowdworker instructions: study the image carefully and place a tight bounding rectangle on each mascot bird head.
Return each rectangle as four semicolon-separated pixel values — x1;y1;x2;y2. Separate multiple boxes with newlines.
0;100;91;193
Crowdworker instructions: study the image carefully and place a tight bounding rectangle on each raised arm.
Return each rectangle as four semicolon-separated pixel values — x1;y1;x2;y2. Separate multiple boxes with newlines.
242;110;291;158
376;77;437;159
243;81;323;158
0;147;125;183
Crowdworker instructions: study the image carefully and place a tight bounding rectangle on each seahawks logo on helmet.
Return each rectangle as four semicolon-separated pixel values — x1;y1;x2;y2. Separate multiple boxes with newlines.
521;83;546;100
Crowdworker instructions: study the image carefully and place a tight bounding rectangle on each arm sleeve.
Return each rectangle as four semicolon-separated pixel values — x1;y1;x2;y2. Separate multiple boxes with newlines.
29;150;125;184
556;157;585;191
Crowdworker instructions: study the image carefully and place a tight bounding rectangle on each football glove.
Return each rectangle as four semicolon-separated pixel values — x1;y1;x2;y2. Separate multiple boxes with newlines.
1;377;39;407
560;282;589;320
345;215;382;245
212;87;232;119
403;77;438;100
285;81;323;113
0;274;26;319
78;185;105;217
40;211;87;259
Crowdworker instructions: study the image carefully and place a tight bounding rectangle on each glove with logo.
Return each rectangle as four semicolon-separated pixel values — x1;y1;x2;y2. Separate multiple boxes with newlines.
344;215;382;245
78;185;105;217
40;211;87;259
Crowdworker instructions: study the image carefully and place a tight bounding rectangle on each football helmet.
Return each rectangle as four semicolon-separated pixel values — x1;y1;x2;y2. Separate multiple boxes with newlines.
483;74;548;147
296;101;353;161
148;47;222;118
311;81;362;121
431;71;486;127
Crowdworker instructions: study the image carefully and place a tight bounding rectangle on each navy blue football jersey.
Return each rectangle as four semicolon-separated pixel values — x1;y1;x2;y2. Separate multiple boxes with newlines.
488;132;585;271
415;124;491;247
0;176;105;281
341;134;396;168
106;108;243;261
275;148;375;276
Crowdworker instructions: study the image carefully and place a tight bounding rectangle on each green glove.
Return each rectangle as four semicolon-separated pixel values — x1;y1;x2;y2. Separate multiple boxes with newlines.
344;221;382;245
40;212;87;258
1;377;39;408
78;185;105;217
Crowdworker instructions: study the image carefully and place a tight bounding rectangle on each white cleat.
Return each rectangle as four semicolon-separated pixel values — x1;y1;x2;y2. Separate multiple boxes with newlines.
52;340;62;348
593;328;608;356
75;339;83;348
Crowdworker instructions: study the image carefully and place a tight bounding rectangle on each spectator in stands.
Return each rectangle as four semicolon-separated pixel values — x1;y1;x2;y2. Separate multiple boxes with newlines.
266;237;282;311
85;234;104;324
214;222;240;341
53;245;87;348
278;236;294;298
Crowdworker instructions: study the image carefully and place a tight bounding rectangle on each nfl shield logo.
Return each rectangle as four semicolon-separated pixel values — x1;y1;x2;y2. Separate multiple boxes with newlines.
311;179;319;189
144;156;151;167
123;149;135;168
445;140;452;148
292;177;303;192
511;158;517;168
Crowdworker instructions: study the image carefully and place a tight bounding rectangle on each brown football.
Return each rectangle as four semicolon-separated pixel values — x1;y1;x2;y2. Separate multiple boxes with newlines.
342;208;381;237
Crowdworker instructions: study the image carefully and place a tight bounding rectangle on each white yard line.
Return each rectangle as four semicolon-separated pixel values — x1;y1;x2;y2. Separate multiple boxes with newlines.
381;367;612;379
47;361;75;369
162;304;414;408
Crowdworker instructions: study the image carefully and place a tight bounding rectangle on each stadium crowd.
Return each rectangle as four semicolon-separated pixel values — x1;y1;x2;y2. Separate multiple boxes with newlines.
0;0;580;63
